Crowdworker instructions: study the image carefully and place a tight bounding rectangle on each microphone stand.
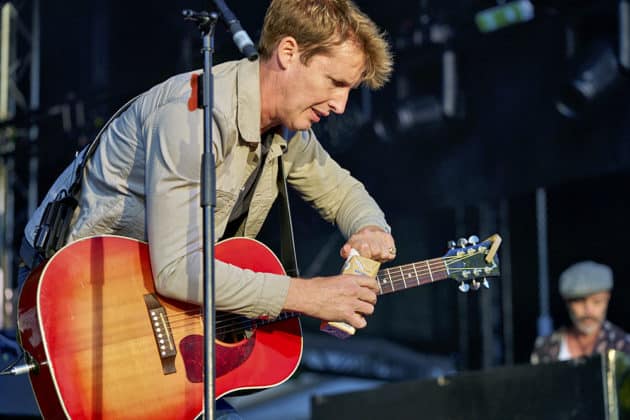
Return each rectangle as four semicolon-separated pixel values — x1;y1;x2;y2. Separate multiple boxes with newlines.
183;3;257;418
183;9;219;420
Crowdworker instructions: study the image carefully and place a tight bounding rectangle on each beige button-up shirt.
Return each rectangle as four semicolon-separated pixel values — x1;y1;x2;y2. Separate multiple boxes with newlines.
25;58;390;319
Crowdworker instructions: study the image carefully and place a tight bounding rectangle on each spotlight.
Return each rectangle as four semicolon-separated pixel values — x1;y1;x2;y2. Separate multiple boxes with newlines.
475;0;535;33
372;96;443;143
555;40;622;119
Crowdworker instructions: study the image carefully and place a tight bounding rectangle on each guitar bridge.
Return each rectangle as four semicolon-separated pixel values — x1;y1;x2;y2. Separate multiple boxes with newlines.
144;294;177;375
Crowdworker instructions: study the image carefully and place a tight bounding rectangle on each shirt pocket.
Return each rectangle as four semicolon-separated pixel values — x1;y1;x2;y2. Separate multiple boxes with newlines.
214;189;237;232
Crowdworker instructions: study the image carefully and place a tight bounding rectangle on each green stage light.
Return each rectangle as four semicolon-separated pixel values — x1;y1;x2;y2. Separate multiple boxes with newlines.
475;0;535;33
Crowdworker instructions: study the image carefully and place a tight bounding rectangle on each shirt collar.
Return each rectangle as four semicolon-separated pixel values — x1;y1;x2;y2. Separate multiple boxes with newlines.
236;58;262;144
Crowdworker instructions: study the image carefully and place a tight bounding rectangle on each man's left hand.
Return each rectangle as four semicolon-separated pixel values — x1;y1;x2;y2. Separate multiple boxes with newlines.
340;225;396;262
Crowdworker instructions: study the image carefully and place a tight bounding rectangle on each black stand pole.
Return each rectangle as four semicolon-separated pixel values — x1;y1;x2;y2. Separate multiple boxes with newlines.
183;9;219;420
183;3;256;418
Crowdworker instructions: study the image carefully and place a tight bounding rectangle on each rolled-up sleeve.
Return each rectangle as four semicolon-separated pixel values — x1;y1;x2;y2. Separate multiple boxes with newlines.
143;102;290;319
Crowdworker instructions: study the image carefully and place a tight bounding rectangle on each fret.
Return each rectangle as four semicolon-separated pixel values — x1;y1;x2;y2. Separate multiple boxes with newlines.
399;266;406;289
412;263;420;286
377;272;391;294
376;273;383;295
386;269;394;292
426;260;434;282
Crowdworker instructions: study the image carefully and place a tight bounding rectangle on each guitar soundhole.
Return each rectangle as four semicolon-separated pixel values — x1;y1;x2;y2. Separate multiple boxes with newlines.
216;312;255;344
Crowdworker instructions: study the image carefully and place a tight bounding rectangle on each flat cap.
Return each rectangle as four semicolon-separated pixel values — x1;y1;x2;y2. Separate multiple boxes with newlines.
559;261;613;299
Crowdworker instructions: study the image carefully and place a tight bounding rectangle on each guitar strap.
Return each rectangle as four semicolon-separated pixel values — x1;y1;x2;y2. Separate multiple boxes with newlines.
21;94;141;268
197;73;300;277
277;127;300;278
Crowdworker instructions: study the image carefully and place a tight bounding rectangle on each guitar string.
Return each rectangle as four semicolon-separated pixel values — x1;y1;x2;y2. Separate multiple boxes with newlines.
167;251;486;330
170;273;488;335
167;265;454;336
168;254;489;336
68;254;490;341
167;260;451;326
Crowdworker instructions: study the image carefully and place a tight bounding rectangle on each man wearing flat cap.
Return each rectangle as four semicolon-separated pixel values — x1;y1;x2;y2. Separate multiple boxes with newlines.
531;261;630;364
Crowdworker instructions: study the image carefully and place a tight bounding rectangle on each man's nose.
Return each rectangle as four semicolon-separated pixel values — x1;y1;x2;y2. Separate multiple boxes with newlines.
585;302;596;315
330;88;350;115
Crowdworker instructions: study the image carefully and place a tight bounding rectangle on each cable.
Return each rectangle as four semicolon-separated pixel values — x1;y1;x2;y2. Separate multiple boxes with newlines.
0;351;25;376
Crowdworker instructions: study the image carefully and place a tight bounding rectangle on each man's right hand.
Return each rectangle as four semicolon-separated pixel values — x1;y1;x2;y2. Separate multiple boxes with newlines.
283;275;379;329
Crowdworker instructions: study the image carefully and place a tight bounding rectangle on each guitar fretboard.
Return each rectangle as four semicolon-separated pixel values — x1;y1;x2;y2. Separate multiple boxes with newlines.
260;257;449;326
375;257;448;295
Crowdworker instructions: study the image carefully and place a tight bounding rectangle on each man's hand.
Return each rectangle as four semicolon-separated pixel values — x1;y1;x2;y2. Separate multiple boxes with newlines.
340;225;396;262
283;275;379;329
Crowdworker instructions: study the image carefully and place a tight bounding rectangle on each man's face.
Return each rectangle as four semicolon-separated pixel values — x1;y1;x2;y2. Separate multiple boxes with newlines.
566;291;610;335
279;40;365;131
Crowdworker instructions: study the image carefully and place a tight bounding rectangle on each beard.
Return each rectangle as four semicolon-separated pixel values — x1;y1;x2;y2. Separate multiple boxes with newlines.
569;313;604;335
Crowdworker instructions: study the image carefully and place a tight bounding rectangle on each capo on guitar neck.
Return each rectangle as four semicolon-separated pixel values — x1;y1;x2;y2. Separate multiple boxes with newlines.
320;250;381;339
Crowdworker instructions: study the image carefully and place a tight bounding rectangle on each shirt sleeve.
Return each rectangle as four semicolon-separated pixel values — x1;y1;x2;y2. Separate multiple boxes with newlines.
285;129;390;238
142;101;290;319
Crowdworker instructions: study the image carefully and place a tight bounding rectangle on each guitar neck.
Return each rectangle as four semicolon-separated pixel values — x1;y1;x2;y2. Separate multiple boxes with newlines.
375;257;448;295
264;257;449;325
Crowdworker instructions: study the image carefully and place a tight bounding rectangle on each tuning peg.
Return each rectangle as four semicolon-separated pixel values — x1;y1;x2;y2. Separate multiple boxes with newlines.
467;235;479;245
457;238;468;248
458;282;470;293
471;279;481;290
482;278;490;289
447;240;457;249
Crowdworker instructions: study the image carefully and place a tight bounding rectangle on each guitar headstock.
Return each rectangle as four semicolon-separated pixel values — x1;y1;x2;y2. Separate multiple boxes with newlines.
443;234;501;292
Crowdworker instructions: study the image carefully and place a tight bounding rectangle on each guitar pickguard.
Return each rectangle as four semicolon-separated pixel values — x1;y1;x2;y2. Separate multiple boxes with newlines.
179;333;257;383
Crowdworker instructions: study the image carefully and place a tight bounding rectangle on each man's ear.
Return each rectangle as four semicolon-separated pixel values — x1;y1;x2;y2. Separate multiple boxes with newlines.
276;36;299;70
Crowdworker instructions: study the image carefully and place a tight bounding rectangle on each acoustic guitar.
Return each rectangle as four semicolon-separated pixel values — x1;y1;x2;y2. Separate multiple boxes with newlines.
18;234;500;419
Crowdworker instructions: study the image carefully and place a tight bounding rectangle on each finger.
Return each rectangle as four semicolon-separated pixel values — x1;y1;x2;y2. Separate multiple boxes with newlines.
373;244;396;262
339;244;351;259
355;301;375;316
371;241;393;261
353;275;379;292
358;288;378;304
350;312;367;329
357;242;371;258
340;244;351;259
380;250;396;262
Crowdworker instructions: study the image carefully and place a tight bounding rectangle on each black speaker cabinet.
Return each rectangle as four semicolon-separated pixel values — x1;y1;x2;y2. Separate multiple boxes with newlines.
312;351;630;420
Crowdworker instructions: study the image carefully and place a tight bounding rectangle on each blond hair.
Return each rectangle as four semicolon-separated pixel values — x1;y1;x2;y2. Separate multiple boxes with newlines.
258;0;393;89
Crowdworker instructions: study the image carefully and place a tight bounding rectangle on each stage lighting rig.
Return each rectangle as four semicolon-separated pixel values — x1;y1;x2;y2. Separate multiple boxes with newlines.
554;0;630;119
555;40;623;119
366;6;468;143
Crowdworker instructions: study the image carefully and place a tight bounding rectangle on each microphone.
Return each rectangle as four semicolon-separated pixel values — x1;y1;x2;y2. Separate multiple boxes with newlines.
212;0;259;61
